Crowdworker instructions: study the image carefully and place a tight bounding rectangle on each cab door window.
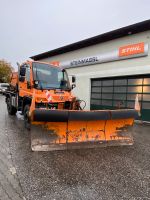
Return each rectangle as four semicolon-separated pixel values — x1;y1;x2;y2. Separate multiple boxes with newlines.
25;65;31;89
26;65;30;82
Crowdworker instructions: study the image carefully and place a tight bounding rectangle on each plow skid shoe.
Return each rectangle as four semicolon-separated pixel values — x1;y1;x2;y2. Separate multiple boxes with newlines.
30;109;137;151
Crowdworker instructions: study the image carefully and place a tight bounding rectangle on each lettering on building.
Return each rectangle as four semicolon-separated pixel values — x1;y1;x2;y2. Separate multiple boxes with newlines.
70;57;99;66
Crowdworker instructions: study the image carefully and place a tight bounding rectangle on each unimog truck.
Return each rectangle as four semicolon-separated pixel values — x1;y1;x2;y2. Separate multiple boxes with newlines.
5;60;137;151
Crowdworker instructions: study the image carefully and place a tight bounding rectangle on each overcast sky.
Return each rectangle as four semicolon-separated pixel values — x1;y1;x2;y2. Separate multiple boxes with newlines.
0;0;150;69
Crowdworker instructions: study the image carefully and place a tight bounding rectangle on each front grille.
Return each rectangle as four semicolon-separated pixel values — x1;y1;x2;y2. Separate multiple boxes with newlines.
35;103;47;109
48;103;58;109
36;102;72;110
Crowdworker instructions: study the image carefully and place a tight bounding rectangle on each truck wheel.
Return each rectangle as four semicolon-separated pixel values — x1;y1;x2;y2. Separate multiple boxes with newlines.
7;97;17;115
24;105;31;130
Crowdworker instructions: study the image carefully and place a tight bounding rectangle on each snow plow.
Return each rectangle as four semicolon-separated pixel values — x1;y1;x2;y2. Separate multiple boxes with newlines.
5;61;138;151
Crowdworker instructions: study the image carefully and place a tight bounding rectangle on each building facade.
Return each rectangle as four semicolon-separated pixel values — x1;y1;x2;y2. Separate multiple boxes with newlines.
31;20;150;121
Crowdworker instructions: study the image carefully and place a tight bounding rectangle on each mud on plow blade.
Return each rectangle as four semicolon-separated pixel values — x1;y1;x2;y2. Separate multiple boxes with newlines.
30;109;138;151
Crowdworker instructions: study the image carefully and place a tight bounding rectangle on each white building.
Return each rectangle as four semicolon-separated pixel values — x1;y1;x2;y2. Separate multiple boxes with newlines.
31;20;150;121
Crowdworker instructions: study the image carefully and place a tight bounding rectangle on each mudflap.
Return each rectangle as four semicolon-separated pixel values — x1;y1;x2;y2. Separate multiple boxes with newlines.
30;109;137;151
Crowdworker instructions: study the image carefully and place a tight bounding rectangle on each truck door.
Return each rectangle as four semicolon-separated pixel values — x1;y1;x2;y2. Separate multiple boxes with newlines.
19;64;32;97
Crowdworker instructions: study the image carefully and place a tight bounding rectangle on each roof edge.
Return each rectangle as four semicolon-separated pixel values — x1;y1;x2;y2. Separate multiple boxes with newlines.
31;19;150;60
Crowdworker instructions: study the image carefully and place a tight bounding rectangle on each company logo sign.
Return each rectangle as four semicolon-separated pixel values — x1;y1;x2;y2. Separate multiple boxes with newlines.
119;42;145;57
59;42;148;69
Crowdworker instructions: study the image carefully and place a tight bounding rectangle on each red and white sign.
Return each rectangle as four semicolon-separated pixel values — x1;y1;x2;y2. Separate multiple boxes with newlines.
45;90;52;102
119;42;145;57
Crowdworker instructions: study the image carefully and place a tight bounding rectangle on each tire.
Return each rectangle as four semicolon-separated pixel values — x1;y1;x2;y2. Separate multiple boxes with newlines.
7;97;17;115
24;104;31;130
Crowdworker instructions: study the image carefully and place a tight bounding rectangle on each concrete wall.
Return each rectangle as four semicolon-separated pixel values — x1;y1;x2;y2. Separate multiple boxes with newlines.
39;31;150;109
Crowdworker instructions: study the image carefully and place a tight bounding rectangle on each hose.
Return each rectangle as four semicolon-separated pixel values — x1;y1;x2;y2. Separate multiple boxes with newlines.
75;99;86;110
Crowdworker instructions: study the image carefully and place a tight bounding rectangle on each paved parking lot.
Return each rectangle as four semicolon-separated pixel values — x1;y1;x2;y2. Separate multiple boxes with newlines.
0;95;150;200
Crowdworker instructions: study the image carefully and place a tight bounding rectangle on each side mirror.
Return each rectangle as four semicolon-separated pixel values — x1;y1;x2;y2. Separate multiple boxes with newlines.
72;76;76;83
19;66;26;82
20;67;26;76
72;84;76;89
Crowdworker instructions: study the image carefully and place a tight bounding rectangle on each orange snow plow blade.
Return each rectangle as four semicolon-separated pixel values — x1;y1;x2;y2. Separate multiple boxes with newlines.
30;109;138;151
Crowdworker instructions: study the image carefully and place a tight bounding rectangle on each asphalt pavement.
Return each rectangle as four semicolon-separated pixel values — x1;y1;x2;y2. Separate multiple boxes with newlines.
0;95;150;200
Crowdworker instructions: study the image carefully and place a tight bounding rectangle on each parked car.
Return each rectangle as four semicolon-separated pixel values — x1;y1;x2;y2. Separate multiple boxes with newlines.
0;83;9;95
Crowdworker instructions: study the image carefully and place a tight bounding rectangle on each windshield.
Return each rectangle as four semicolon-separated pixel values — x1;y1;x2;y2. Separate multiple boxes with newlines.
33;62;70;90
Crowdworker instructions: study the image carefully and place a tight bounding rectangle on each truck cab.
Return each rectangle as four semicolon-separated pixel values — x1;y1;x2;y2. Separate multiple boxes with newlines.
6;61;77;118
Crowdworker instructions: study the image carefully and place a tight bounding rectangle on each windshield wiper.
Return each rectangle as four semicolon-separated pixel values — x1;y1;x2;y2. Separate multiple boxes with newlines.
44;87;60;90
44;86;70;91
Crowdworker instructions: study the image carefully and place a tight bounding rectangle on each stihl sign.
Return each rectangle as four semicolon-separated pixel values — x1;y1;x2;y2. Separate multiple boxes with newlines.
119;42;145;57
60;42;148;69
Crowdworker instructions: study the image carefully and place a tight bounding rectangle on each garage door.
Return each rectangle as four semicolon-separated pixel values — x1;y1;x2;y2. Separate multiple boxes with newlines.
90;75;150;121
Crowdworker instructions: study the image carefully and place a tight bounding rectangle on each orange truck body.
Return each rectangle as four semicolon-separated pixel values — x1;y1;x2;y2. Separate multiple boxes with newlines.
5;60;137;151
